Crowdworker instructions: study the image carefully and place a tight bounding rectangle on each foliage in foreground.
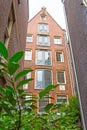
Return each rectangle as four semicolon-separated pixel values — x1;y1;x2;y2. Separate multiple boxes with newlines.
0;41;81;130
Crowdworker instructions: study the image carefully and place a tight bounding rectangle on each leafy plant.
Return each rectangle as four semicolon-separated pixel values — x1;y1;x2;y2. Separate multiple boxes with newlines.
0;41;81;130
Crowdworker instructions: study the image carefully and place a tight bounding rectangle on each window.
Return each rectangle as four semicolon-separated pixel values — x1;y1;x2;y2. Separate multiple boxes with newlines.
24;72;31;80
26;35;33;42
35;69;52;89
37;35;50;46
57;95;67;104
56;52;64;62
4;4;15;47
40;15;46;20
39;95;49;113
54;37;62;45
36;50;51;66
23;84;28;89
24;50;32;60
57;71;66;84
83;0;87;6
38;23;48;33
59;85;65;91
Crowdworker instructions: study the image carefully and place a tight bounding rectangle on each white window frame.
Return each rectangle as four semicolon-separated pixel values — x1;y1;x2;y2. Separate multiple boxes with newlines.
38;23;49;33
56;95;68;104
24;50;32;60
35;69;52;89
54;37;62;45
26;35;33;43
37;35;50;46
57;71;66;84
56;52;64;62
36;50;52;66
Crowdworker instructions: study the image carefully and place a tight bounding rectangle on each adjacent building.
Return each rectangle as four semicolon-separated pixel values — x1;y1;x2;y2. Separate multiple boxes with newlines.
24;7;73;113
62;0;87;129
0;0;29;85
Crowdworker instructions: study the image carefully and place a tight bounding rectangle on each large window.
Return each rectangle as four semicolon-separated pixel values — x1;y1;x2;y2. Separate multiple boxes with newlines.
56;52;64;62
54;37;62;45
38;23;48;33
26;35;33;43
39;95;49;113
35;69;52;89
37;35;50;46
36;50;51;66
24;50;32;60
57;95;67;104
57;71;66;84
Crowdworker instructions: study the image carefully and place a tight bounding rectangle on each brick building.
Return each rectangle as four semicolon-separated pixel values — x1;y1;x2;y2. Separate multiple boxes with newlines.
24;7;73;113
0;0;29;85
62;0;87;129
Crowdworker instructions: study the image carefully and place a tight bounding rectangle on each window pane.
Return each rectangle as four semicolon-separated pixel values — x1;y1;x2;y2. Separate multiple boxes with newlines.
57;95;67;104
54;37;62;44
25;50;32;60
35;69;52;89
38;24;48;33
26;35;33;42
36;50;51;66
37;35;50;46
56;52;64;62
57;71;66;83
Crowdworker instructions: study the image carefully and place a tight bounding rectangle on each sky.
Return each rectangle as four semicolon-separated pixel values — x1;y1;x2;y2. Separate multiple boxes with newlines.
29;0;66;29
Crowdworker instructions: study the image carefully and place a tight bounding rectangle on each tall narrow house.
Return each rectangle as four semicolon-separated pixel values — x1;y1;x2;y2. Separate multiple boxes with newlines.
24;7;73;113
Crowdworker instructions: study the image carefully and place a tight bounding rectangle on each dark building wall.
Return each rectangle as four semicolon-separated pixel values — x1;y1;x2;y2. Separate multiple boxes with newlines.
0;0;28;85
0;0;28;56
63;0;87;129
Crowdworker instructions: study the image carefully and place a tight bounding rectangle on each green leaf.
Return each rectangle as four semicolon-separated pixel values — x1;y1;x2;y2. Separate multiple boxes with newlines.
14;69;33;81
44;103;54;112
9;51;24;62
39;84;58;99
8;62;19;75
0;41;8;59
17;78;33;89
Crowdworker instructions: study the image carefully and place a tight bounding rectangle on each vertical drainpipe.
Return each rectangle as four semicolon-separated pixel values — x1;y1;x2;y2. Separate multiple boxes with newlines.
61;0;86;129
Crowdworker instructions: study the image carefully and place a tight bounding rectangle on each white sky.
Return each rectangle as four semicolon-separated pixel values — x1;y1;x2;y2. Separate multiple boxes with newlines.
29;0;66;29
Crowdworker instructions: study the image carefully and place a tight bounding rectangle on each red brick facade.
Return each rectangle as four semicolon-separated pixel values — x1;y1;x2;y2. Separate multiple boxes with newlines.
24;8;73;111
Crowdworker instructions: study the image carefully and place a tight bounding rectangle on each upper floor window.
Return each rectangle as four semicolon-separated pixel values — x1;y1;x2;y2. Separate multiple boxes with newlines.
35;69;52;89
24;50;32;60
36;50;51;66
54;37;62;45
37;35;50;46
56;95;67;104
56;52;64;62
57;71;66;84
40;16;46;20
38;23;49;33
26;35;33;43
